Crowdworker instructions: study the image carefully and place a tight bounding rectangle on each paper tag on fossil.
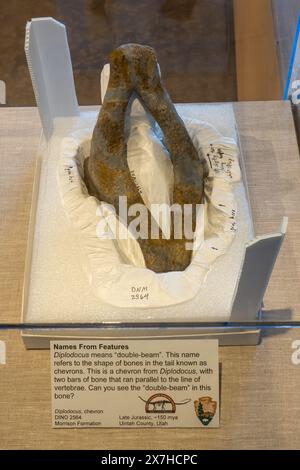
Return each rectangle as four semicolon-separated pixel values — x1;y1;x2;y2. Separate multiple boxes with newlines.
51;339;219;428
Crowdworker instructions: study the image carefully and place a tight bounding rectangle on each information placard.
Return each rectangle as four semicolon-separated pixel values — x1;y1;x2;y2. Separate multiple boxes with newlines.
51;339;219;428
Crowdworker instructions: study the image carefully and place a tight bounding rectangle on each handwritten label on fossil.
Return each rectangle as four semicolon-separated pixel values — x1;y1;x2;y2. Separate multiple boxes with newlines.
51;339;219;428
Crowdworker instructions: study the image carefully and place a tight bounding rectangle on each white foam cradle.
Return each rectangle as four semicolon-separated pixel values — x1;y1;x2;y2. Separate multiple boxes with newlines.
21;17;287;348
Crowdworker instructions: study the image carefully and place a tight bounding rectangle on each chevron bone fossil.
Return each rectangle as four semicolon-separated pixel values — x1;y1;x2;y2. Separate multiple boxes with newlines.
84;44;205;273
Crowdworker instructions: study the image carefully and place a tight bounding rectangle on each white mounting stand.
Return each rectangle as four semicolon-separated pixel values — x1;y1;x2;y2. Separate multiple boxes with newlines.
22;17;288;348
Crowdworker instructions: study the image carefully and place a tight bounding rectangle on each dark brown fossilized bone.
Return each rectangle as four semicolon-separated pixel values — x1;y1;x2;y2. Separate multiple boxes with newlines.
84;44;205;273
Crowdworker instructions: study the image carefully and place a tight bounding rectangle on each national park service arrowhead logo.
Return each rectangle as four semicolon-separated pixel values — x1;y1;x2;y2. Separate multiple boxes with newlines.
194;396;217;426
